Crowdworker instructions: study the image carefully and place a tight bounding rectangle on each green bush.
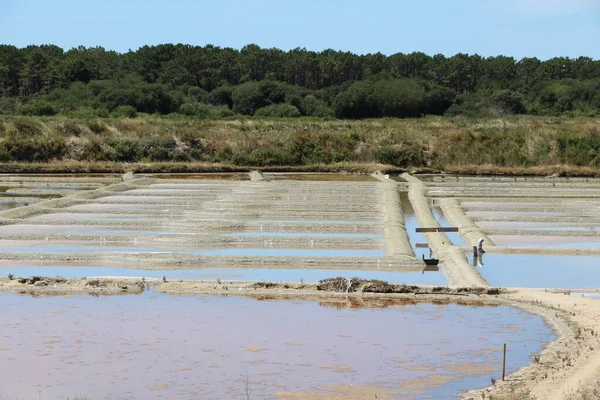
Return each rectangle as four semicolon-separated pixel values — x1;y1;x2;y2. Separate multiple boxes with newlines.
87;120;106;134
18;100;57;116
13;118;43;135
111;105;138;118
301;95;333;117
0;97;19;115
255;104;300;118
66;107;107;119
376;145;424;167
179;102;215;119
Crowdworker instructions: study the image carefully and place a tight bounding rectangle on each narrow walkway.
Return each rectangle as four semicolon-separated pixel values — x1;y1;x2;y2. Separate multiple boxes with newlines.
381;180;415;258
402;173;488;287
439;198;494;247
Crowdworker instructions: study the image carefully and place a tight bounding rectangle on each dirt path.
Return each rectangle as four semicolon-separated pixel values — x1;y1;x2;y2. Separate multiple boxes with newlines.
402;174;488;288
439;198;494;247
380;180;416;258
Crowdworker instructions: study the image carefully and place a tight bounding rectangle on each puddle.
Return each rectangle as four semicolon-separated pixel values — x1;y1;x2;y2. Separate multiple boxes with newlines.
490;235;600;249
0;292;553;400
468;254;600;288
0;266;448;285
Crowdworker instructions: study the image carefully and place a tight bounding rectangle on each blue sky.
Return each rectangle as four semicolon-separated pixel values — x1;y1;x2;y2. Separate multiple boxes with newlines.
0;0;598;60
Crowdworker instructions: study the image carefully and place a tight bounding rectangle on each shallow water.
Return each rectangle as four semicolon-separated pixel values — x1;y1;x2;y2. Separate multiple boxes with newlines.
262;173;377;182
467;210;572;218
490;235;600;249
468;254;600;288
0;201;31;210
0;265;448;285
0;292;553;400
0;241;384;257
0;224;189;236
400;193;465;256
222;232;381;239
570;293;600;299
254;219;379;225
478;221;600;232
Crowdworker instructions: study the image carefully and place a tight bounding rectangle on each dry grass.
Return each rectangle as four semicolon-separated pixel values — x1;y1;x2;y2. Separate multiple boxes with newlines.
0;116;599;174
564;381;600;400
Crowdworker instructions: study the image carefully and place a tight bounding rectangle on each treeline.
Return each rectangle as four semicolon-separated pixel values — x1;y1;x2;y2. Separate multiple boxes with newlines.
0;44;599;119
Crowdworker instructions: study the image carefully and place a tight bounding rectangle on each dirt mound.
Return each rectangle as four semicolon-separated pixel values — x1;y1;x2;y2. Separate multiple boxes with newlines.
3;276;145;294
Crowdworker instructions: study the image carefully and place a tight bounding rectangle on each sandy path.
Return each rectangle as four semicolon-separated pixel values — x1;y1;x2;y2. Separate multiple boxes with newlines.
402;174;488;288
439;198;495;247
380;181;415;258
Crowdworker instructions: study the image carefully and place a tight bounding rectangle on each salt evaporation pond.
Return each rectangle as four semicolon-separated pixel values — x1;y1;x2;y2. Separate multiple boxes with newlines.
468;254;600;288
0;292;553;400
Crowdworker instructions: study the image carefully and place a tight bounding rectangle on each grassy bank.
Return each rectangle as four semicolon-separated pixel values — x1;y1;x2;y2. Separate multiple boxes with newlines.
0;116;599;175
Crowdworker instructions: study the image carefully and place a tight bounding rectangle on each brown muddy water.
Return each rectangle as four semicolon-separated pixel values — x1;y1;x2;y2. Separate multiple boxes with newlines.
0;292;554;400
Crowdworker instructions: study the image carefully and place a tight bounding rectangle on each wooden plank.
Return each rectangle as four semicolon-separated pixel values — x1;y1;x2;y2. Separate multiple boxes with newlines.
416;227;458;233
415;243;430;248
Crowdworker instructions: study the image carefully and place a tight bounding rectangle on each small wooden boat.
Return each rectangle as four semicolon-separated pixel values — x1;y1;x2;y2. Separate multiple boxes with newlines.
422;254;439;266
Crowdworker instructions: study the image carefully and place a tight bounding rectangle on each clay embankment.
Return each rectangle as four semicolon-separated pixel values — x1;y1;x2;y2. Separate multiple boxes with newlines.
402;173;488;288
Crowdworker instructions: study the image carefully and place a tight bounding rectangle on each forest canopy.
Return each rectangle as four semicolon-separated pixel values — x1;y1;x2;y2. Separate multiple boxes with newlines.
0;43;599;119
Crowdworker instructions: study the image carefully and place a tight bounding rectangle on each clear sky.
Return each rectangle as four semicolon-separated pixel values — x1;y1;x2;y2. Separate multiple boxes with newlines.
1;0;598;60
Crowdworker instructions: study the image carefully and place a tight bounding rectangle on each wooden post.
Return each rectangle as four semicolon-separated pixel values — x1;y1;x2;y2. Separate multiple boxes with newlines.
473;245;478;258
502;343;507;381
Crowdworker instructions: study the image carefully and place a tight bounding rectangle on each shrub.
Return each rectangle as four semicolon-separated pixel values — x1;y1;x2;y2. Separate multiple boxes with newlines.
376;145;424;167
87;120;106;134
491;90;527;114
302;95;333;118
255;104;300;118
208;85;233;108
179;102;215;119
18;100;57;116
13;118;43;136
111;105;137;118
66;107;106;119
0;97;19;115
